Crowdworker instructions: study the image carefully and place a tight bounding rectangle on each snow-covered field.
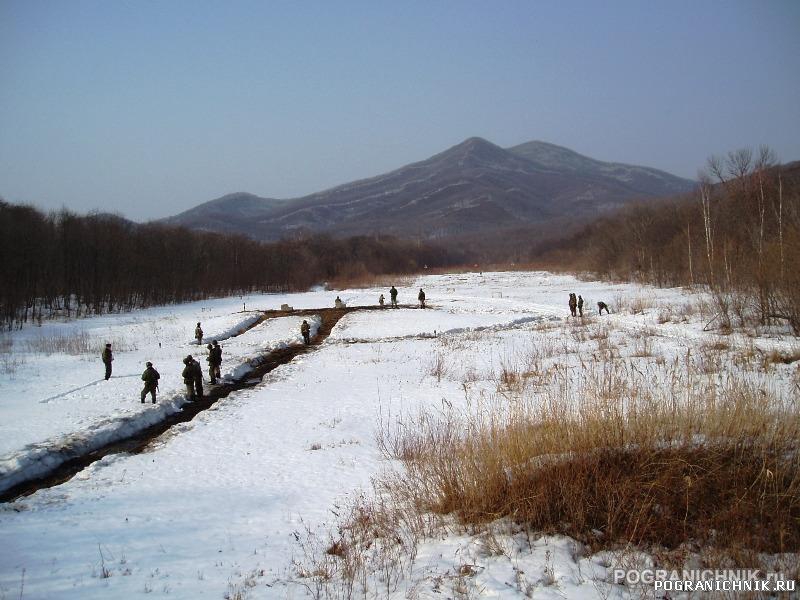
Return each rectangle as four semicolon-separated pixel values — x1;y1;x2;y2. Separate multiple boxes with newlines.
1;271;797;599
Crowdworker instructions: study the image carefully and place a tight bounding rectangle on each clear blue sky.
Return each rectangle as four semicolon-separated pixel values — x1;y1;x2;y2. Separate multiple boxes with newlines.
1;0;799;221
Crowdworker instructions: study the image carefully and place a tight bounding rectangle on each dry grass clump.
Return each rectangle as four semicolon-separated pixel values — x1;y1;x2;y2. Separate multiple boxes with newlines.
292;491;432;599
0;335;25;374
763;347;800;366
593;333;618;359
702;338;731;352
658;297;713;324
24;331;137;356
437;329;488;352
630;328;657;358
588;323;611;341
614;293;657;315
426;350;451;382
380;363;800;555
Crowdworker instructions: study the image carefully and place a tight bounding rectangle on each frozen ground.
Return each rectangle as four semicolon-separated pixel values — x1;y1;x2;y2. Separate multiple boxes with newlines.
1;271;797;599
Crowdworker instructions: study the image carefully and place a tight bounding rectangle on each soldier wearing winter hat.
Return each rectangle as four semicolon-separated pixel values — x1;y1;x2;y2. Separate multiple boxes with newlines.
140;362;160;404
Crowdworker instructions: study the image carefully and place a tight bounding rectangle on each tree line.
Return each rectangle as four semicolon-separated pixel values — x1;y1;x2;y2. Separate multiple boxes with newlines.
544;148;800;333
0;202;459;330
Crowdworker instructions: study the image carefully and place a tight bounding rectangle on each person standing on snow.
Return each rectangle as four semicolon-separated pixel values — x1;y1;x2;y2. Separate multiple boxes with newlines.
577;295;584;317
191;356;204;398
378;294;385;307
101;343;113;380
140;362;160;404
182;355;203;399
389;286;398;308
418;288;426;309
182;356;196;399
597;301;610;315
210;340;222;383
195;322;204;345
301;320;311;344
206;344;218;384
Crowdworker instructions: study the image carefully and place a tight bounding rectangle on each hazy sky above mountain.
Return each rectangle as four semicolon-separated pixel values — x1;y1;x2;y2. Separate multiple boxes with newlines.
1;1;799;221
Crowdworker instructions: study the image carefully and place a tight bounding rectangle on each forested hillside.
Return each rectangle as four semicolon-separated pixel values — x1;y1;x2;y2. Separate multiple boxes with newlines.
0;203;457;329
549;149;800;332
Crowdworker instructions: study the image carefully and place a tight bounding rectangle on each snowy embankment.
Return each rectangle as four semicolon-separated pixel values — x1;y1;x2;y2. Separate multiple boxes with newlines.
0;302;319;496
1;272;797;599
329;308;549;342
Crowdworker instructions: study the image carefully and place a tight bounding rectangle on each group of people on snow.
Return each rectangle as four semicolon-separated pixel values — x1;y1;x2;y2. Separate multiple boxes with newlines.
103;286;615;407
378;286;426;309
182;354;204;400
568;293;609;317
101;321;223;405
100;286;619;407
179;335;224;401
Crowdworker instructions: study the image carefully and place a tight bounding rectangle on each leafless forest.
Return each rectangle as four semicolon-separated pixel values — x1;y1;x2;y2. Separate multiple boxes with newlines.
0;205;458;329
549;149;800;333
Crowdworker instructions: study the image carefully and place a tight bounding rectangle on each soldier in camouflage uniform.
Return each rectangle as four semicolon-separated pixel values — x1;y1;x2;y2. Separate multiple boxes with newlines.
577;295;584;317
568;293;577;317
390;286;398;308
206;344;217;384
597;301;610;315
102;343;113;380
182;356;196;400
191;356;204;398
418;288;426;308
195;322;204;345
301;320;311;345
140;362;160;404
210;340;222;383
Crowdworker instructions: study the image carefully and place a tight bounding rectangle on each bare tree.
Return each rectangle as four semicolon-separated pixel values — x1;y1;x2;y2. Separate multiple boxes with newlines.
698;171;716;286
727;147;753;191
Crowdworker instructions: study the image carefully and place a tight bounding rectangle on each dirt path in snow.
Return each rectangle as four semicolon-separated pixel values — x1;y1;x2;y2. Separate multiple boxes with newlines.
1;305;404;503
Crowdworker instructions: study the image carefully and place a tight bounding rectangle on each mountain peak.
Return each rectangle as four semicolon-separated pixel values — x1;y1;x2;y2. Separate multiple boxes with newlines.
430;136;517;169
450;136;505;156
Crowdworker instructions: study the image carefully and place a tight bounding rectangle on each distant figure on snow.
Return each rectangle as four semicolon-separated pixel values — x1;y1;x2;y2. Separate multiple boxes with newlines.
577;295;584;317
195;322;203;345
378;294;385;307
568;293;577;317
334;296;345;309
390;286;398;308
206;343;222;384
209;340;222;384
182;356;196;400
102;343;113;380
301;320;311;345
418;288;426;309
140;362;160;404
192;356;204;398
597;301;610;315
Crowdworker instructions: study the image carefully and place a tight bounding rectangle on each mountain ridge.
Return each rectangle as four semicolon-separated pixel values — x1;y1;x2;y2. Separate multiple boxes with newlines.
163;137;696;240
